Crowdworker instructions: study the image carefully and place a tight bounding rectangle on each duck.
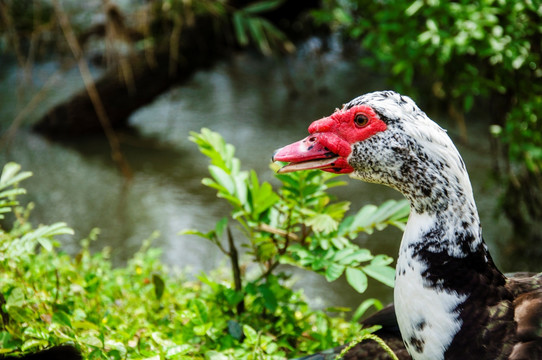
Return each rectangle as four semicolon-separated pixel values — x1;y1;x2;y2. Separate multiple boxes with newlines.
273;90;542;360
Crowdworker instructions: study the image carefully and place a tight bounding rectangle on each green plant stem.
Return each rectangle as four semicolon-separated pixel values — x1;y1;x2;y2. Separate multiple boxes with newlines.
227;227;245;315
335;333;399;360
0;293;9;326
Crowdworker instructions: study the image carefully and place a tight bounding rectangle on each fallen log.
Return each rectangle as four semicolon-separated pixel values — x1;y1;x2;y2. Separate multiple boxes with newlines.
33;1;319;138
33;15;228;137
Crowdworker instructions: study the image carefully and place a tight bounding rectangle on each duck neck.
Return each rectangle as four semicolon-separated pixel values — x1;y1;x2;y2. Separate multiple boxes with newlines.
402;187;488;278
398;147;500;293
394;163;510;360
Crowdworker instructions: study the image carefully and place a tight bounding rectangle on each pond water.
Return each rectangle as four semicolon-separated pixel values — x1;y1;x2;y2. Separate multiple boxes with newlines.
0;40;513;313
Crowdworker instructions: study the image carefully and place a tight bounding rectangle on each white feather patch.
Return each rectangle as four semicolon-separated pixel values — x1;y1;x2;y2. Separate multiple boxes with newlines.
394;212;466;360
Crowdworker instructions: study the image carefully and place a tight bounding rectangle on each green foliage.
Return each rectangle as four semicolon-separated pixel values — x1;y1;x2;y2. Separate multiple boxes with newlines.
1;129;407;358
148;0;295;55
187;128;408;294
231;0;295;55
0;163;73;261
492;93;542;173
1;0;294;61
183;128;407;357
0;162;31;220
313;0;542;171
0;153;404;358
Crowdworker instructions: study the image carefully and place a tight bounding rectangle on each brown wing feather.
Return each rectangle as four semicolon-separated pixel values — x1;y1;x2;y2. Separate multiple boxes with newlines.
506;273;542;359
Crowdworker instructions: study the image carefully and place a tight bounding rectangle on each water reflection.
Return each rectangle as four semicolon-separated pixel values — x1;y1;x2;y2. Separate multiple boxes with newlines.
0;44;511;313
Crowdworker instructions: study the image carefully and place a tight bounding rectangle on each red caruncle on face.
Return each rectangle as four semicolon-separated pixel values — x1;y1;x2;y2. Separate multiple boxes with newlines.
307;105;387;158
273;104;387;174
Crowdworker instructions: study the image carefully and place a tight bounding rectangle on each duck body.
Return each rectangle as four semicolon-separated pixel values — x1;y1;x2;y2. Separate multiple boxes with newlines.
273;91;542;360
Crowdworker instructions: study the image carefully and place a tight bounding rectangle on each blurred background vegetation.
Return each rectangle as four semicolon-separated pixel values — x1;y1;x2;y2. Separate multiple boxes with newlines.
0;0;541;358
1;0;540;242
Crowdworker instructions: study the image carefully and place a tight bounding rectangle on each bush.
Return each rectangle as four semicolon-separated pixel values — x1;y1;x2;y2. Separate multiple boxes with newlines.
1;129;408;359
0;163;355;359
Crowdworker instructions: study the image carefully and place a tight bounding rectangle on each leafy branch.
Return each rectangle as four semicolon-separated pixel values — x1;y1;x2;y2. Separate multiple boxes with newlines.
184;128;409;298
1;157;400;358
0;163;73;262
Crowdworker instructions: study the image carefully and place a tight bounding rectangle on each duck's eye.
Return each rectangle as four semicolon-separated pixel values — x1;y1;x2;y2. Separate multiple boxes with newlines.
354;113;369;127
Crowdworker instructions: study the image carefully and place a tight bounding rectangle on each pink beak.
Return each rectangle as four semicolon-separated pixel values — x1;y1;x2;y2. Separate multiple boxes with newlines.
272;132;354;174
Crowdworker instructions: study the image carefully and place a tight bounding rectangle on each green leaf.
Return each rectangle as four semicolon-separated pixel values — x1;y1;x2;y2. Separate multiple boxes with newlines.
215;217;228;238
351;298;383;323
325;263;345;282
201;177;223;192
0;331;14;348
335;248;374;265
190;298;209;323
363;264;396;288
6;287;25;308
243;0;283;14
79;332;103;347
405;0;423;16
232;12;249;46
246;18;271;55
152;274;165;300
193;322;213;336
166;344;192;357
208;165;235;195
258;285;278;312
306;214;338;233
178;229;214;240
227;320;243;340
371;254;394;266
205;351;229;360
23;223;74;250
251;180;279;217
151;331;176;348
53;310;73;327
331;247;355;262
0;188;26;199
345;267;368;293
351;204;378;230
0;162;32;191
350;200;409;234
324;201;350;219
243;324;259;345
21;339;48;351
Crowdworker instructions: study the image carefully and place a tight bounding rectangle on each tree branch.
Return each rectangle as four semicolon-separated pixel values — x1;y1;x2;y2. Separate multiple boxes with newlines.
227;227;244;315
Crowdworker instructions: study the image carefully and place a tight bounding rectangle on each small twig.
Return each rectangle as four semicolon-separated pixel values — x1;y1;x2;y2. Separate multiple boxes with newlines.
0;1;25;68
54;269;60;304
227;227;245;315
257;261;281;282
169;15;183;77
215;240;230;255
282;208;294;253
212;233;229;255
300;223;312;245
0;293;10;326
257;223;299;242
0;72;62;150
